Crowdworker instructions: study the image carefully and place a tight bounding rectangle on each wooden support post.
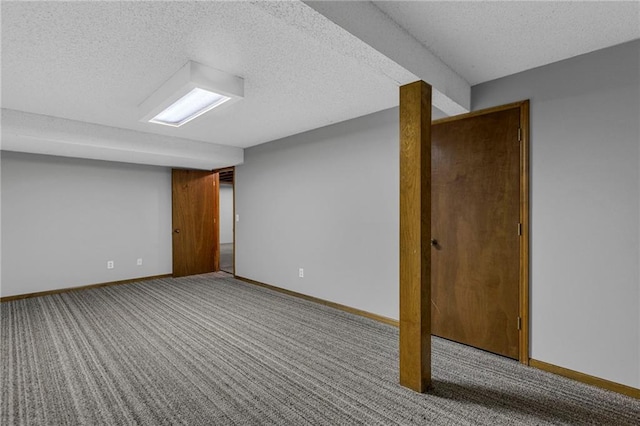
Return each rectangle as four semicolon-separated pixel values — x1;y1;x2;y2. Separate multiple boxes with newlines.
399;81;432;393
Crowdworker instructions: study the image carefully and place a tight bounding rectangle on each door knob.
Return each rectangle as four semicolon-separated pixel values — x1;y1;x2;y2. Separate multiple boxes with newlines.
174;229;180;234
431;239;438;246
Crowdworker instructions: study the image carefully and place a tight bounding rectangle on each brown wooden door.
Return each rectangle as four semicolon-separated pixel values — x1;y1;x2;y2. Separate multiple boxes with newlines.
172;169;219;277
431;107;520;359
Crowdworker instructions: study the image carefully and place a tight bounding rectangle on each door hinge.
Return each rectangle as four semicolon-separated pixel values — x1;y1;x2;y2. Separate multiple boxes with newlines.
517;127;522;142
518;223;522;236
517;317;522;330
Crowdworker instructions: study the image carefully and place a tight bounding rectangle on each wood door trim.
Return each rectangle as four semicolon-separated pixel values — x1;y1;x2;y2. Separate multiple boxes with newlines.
213;172;221;272
519;101;530;365
433;100;530;365
221;165;236;276
232;168;236;276
432;101;526;125
213;167;234;275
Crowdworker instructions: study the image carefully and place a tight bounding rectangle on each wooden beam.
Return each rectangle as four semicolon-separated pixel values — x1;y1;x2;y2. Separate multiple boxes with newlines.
399;80;432;392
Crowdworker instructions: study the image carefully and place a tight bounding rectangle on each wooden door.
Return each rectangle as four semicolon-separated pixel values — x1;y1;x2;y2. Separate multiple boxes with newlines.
431;107;521;359
172;169;219;277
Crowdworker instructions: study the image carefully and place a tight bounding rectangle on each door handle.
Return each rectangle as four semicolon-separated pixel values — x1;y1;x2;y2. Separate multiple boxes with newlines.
174;229;181;234
431;239;438;247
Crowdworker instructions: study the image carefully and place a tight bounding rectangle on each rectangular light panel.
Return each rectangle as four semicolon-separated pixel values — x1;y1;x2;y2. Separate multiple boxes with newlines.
149;87;231;127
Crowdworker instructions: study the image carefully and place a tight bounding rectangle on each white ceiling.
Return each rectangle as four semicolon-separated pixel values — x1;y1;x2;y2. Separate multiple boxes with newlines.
1;1;414;150
2;1;638;167
373;1;640;85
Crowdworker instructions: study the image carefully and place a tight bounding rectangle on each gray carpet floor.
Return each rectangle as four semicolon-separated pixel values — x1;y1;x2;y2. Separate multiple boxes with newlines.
2;272;638;425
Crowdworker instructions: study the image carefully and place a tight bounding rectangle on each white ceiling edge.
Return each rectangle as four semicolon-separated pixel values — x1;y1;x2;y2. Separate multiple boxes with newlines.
1;109;243;170
303;0;470;116
253;1;417;87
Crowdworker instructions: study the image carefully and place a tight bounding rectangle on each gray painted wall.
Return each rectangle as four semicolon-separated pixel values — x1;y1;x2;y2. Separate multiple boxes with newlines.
235;108;400;320
1;152;172;296
1;41;636;388
236;41;639;388
473;40;640;388
220;184;234;244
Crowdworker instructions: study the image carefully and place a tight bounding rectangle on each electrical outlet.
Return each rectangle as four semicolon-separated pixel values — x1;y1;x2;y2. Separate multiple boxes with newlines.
236;214;240;222
137;258;143;266
298;268;304;278
107;260;114;269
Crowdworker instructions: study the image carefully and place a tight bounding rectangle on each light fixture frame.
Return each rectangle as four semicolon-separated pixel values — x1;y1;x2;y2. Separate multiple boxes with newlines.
139;61;244;127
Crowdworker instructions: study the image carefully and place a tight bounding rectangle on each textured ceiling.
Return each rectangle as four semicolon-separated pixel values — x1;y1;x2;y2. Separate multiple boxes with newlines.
1;1;414;149
373;1;640;85
2;1;638;159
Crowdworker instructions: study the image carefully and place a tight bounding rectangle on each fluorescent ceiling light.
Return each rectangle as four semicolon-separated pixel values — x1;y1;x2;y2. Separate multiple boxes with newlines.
149;88;231;127
139;61;244;127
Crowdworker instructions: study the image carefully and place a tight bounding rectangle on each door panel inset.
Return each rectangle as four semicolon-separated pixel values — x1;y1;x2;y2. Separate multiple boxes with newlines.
431;108;520;359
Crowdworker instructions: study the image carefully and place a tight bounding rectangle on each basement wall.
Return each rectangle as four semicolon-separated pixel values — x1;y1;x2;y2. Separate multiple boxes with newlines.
472;40;639;388
236;41;639;388
1;41;636;390
235;107;400;320
0;152;172;296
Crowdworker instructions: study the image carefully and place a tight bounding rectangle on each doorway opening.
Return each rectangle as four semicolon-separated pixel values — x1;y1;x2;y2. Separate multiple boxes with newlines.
218;168;235;274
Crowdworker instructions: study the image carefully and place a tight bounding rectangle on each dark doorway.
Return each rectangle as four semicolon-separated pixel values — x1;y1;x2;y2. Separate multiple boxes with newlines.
218;168;235;274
